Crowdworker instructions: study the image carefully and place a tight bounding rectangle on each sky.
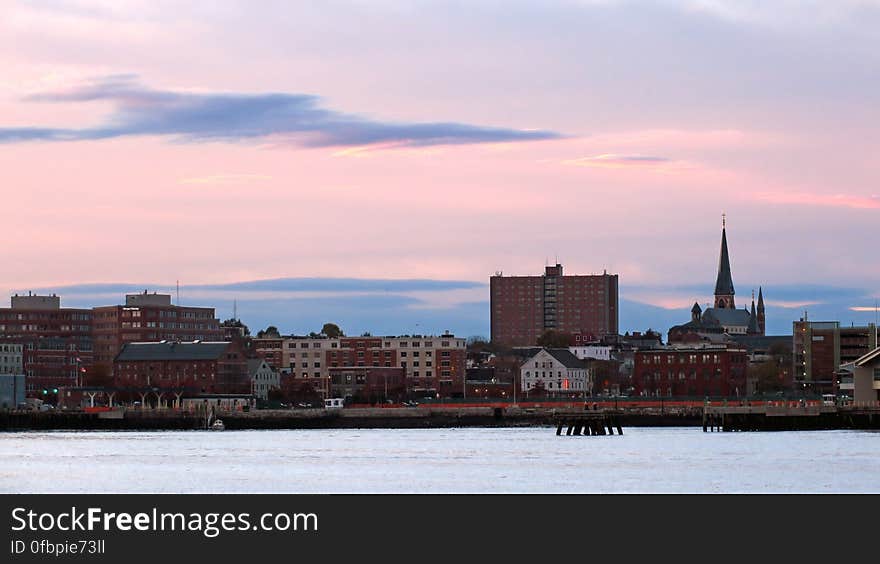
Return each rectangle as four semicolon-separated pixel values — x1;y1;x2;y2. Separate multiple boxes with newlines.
1;1;878;337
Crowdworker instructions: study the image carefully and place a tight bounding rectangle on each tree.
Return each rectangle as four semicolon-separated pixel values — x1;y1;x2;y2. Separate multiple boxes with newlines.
256;325;281;339
537;330;573;348
220;318;250;336
321;323;344;338
750;360;787;393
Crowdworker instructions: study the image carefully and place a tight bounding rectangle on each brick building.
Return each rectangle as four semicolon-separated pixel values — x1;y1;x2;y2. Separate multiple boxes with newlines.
632;345;748;397
0;293;93;396
252;337;285;371
328;366;406;402
793;319;878;395
113;340;250;396
92;291;222;367
490;264;618;347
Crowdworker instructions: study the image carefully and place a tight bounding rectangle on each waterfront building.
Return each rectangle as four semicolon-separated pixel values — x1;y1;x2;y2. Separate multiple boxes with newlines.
793;319;878;395
113;340;250;396
632;344;748;397
247;358;279;400
92;291;222;367
490;264;619;347
0;293;93;396
519;348;590;398
837;346;880;402
668;219;765;343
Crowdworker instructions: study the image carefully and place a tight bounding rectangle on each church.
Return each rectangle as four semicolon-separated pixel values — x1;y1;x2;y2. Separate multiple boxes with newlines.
668;218;765;343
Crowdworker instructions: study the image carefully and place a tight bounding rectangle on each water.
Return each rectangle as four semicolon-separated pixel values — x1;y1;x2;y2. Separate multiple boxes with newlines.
2;427;879;493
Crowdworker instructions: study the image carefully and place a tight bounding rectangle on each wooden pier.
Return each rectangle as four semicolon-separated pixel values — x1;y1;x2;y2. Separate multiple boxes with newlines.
702;404;880;432
554;412;623;436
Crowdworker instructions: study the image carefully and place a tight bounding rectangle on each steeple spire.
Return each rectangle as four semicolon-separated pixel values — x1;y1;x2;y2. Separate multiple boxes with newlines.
748;291;758;334
757;286;766;335
713;216;735;309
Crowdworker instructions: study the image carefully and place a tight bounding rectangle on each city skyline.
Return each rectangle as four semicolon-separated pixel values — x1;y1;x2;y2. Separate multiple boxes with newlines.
2;1;878;332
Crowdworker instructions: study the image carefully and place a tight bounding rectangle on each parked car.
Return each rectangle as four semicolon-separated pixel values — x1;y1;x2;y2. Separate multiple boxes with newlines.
402;400;419;407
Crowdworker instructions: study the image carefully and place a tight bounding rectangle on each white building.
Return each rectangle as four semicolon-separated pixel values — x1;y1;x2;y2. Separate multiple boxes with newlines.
247;358;279;400
569;345;612;361
520;348;591;397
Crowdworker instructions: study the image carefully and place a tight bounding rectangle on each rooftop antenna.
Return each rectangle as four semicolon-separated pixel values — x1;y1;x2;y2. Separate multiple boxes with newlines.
233;299;238;321
176;280;180;306
722;212;726;229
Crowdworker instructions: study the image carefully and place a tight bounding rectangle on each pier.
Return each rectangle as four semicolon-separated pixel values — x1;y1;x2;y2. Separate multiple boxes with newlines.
702;404;880;432
554;412;623;436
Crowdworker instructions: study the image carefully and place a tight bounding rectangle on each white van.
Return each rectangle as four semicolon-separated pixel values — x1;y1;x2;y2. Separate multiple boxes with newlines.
821;394;836;406
324;398;345;409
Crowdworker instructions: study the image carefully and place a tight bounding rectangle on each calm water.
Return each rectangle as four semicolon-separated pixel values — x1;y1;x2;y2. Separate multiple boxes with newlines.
2;427;879;493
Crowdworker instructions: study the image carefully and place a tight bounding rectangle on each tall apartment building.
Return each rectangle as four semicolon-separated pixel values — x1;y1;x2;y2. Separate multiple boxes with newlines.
490;264;618;347
792;319;878;394
274;333;467;398
92;292;222;366
0;293;93;394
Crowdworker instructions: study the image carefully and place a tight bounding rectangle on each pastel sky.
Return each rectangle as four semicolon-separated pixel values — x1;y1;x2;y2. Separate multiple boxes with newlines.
2;1;879;336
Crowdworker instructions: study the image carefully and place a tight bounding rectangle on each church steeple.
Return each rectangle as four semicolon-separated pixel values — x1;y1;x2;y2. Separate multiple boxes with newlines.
713;215;735;309
757;286;765;335
748;291;758;334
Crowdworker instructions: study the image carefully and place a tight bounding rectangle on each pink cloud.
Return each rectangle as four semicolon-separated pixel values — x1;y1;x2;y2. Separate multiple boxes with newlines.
756;192;880;210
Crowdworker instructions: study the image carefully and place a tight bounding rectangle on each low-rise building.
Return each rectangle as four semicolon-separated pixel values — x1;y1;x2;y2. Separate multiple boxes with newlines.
632;345;748;397
113;340;250;395
328;366;406;402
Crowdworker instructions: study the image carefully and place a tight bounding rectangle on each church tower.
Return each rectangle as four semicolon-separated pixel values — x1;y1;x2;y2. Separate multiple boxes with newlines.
713;215;736;309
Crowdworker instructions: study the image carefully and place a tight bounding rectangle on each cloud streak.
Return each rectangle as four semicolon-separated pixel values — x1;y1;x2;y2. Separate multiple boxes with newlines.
565;153;671;167
0;75;562;148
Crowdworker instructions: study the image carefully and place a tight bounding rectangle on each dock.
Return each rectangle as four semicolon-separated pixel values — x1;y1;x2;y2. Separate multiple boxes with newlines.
702;404;880;432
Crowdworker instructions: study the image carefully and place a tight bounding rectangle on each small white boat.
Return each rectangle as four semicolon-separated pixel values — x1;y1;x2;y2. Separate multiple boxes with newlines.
210;418;225;431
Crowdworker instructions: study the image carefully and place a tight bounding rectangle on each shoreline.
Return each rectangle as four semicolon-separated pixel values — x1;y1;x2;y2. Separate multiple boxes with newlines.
0;406;704;431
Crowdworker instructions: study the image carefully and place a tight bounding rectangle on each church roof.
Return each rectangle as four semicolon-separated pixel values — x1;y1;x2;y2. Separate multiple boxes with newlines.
703;307;751;328
714;227;735;296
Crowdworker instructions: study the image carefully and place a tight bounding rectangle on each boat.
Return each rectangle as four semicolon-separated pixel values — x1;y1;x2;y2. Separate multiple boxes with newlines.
210;418;225;431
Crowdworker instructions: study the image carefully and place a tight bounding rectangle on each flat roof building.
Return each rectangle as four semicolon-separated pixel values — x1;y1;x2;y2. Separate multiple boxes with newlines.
490;264;618;347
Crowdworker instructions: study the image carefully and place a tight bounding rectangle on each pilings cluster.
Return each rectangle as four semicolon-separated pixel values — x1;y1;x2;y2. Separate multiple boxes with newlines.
554;412;623;436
